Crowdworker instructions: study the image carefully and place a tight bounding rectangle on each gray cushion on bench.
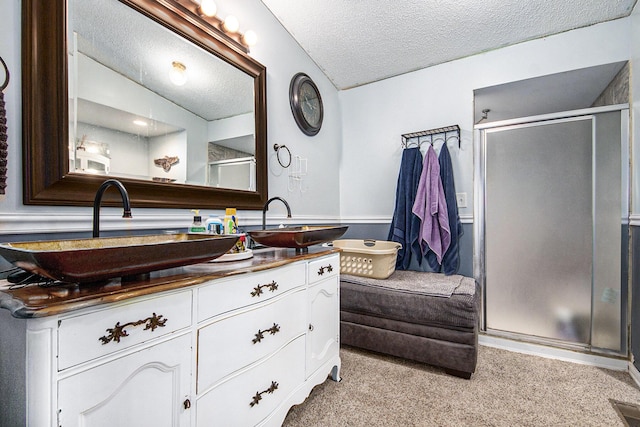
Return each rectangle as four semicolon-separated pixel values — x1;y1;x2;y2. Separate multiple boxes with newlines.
341;271;478;330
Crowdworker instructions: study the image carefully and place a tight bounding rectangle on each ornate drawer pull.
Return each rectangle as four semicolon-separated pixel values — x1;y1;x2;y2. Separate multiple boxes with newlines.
317;264;334;276
252;323;280;344
250;381;279;407
99;313;167;345
251;280;278;297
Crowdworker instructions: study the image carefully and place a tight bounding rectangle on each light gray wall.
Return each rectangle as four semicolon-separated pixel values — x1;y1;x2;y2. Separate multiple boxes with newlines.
338;17;631;223
341;223;474;278
0;0;342;236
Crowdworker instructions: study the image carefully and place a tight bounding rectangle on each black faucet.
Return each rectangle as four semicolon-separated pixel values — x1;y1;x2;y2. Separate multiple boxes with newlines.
93;179;132;238
262;197;292;229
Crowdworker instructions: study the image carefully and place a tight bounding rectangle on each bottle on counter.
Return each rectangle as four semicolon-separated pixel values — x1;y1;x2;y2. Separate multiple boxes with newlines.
205;216;224;234
224;208;237;234
189;210;207;234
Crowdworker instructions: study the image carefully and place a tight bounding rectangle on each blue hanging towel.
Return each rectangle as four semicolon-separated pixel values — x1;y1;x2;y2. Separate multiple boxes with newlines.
388;147;423;270
437;143;463;275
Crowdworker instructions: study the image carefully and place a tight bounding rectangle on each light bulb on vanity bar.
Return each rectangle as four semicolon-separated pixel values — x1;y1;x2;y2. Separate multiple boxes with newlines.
194;0;217;17
223;15;240;33
242;30;258;47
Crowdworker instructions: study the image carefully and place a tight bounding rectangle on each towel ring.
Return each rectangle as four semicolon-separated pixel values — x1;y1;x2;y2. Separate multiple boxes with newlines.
0;56;9;92
273;143;292;168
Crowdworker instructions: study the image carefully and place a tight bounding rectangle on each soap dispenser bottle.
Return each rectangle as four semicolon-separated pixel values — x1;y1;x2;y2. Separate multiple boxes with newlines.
189;210;206;234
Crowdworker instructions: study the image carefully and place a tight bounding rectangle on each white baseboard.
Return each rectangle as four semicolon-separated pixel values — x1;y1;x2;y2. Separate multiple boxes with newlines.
628;361;640;388
479;334;629;371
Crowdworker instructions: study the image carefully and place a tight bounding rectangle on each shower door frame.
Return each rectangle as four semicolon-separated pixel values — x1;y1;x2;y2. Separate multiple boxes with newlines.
473;103;630;356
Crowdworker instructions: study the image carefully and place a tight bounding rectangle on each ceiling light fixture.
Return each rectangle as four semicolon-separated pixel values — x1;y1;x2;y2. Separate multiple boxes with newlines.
169;61;187;86
133;119;148;127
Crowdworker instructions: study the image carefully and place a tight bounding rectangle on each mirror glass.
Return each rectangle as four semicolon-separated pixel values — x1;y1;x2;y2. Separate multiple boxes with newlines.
69;0;256;191
22;0;267;210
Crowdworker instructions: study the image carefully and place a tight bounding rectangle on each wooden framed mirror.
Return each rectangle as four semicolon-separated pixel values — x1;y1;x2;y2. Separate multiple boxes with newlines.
22;0;268;209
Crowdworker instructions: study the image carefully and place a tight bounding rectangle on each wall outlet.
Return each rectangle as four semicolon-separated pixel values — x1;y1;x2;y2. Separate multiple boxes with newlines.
456;192;467;208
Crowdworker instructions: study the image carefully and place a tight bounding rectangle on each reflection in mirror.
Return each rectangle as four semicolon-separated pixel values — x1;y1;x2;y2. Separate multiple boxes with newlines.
69;0;256;190
208;138;256;190
72;99;187;182
22;0;267;209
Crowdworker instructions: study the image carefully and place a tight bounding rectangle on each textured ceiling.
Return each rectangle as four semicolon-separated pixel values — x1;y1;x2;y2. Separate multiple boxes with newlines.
261;0;637;90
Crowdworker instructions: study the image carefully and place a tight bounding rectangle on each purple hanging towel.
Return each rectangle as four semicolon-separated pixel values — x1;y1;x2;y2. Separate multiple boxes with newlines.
412;145;451;264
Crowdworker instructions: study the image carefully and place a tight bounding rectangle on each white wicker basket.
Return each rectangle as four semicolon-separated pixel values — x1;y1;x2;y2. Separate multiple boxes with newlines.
333;239;402;279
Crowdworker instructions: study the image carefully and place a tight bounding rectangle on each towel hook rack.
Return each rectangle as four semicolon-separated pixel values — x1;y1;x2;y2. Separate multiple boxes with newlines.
401;124;460;149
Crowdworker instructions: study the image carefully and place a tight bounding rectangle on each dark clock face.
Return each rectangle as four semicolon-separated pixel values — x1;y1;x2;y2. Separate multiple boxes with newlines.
299;81;321;127
289;73;323;136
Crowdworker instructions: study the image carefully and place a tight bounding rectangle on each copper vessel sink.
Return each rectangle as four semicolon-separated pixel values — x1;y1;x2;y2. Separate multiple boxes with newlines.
0;233;239;283
248;225;348;249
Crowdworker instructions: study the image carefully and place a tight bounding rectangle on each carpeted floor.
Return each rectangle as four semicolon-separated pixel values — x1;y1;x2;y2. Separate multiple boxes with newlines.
283;345;640;426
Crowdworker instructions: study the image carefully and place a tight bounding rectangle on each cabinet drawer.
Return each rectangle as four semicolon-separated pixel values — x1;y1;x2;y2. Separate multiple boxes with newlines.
197;262;305;322
198;289;306;391
307;254;340;285
196;336;305;426
58;290;192;370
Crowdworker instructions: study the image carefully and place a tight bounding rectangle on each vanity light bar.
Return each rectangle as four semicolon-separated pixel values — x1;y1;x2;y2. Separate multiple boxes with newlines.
173;0;257;50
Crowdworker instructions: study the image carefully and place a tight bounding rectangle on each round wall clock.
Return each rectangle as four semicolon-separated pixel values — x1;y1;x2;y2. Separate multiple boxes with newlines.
289;73;323;136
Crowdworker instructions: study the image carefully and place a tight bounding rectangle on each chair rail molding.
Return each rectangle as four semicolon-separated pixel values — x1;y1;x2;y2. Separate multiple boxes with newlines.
0;213;344;235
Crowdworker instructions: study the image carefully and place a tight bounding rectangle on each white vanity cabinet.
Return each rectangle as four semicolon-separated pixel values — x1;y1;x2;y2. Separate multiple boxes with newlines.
306;256;340;379
195;255;341;427
0;250;341;427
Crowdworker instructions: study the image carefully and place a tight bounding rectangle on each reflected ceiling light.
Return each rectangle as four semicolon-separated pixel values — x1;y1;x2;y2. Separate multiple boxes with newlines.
133;119;148;127
223;15;240;33
169;61;187;86
196;0;217;17
242;30;258;47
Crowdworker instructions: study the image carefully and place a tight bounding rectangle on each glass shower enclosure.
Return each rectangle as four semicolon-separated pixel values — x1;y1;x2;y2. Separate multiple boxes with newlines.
475;107;629;355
